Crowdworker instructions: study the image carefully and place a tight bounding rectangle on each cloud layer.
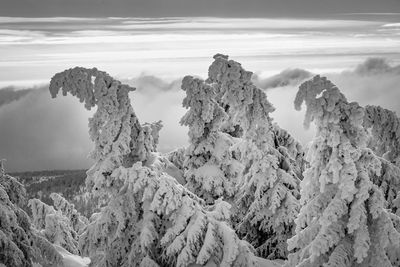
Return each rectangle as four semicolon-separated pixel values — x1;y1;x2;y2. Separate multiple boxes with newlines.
0;87;34;107
0;86;93;172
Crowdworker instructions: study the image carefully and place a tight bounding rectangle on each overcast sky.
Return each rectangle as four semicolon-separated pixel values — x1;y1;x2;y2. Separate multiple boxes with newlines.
1;0;399;18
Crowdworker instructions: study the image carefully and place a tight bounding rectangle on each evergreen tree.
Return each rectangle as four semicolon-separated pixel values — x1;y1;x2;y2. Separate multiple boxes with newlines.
285;75;400;267
363;105;400;215
363;105;400;165
29;196;81;255
0;161;62;267
205;55;301;259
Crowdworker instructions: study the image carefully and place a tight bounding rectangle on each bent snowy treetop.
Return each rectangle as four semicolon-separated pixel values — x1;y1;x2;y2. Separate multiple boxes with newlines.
49;67;161;194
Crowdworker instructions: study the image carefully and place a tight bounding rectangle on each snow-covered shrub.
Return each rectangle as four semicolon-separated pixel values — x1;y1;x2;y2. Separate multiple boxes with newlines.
180;75;242;203
0;162;62;267
285;75;400;267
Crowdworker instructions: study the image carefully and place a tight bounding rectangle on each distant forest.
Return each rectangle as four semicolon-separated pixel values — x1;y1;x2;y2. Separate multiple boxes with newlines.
10;169;91;216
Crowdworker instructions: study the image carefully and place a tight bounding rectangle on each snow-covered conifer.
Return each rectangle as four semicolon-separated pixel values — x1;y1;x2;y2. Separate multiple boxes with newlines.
50;67;159;196
0;166;62;267
286;75;400;267
362;105;400;215
50;193;88;234
363;105;400;165
205;55;301;259
29;197;79;254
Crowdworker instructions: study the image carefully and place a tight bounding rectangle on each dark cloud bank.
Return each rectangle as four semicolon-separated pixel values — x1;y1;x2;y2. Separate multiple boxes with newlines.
1;57;400;171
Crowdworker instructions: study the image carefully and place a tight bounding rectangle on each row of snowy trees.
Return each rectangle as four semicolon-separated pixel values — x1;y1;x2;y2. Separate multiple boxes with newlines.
1;55;399;267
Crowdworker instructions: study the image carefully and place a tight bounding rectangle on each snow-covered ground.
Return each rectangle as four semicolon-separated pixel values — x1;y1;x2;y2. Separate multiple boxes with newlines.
55;245;90;267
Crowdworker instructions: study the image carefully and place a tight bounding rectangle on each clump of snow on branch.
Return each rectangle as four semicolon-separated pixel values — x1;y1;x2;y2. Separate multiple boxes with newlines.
286;75;400;267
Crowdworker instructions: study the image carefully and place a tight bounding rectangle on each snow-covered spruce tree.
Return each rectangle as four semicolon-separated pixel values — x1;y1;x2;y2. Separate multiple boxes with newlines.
368;156;400;216
29;197;80;254
363;105;400;165
0;162;62;267
362;105;400;215
285;75;400;267
50;67;154;196
50;67;259;266
204;55;301;259
50;193;88;234
180;75;242;203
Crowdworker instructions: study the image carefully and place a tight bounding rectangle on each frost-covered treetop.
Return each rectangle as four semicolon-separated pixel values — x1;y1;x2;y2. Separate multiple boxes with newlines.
364;105;400;163
207;54;253;88
295;75;366;147
50;67;159;194
50;67;135;110
207;54;274;137
294;75;344;129
180;75;227;141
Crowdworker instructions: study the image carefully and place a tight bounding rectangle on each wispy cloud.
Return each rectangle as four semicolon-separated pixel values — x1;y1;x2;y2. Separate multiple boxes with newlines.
382;22;400;27
0;17;98;23
253;68;313;89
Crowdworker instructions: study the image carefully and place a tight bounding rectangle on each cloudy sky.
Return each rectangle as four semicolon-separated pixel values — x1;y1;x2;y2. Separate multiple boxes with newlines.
0;1;399;171
1;0;399;17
